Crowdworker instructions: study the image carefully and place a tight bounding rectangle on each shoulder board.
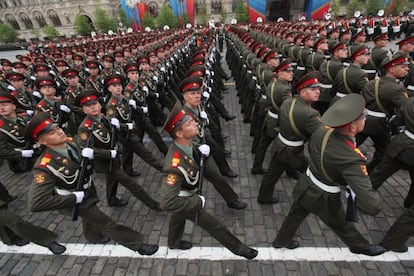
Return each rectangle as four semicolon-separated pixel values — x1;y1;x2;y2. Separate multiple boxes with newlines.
127;83;134;90
88;77;94;82
345;139;366;160
68;87;75;93
171;150;181;168
11;90;18;96
37;101;46;108
39;152;52;167
110;98;117;105
83;118;93;128
0;119;4;128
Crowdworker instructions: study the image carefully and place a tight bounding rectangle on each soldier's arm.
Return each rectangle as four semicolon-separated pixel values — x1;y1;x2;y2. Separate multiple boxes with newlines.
0;133;23;161
342;161;382;215
160;172;202;215
28;168;77;212
305;112;324;137
77;126;112;160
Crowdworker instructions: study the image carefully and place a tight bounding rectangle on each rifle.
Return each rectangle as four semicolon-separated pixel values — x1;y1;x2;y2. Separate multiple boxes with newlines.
72;122;96;221
109;123;116;173
345;186;359;222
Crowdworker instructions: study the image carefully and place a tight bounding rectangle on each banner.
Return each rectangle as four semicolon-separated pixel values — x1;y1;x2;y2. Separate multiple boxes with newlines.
248;0;267;23
186;0;195;24
170;0;187;25
305;0;330;20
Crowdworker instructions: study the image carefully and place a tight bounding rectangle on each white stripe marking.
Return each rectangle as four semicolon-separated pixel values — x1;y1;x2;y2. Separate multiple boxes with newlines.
1;242;414;261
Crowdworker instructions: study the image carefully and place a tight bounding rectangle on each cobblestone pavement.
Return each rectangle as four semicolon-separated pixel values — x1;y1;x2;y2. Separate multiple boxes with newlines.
1;47;414;275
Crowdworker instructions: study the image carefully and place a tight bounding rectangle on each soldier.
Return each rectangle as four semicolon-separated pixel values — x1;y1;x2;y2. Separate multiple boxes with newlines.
398;36;414;96
62;68;85;135
358;53;409;172
331;44;369;104
0;92;40;173
160;102;257;259
273;94;384;256
317;42;348;114
5;72;35;114
84;60;103;93
257;72;323;204
76;89;162;208
251;59;294;175
306;38;329;72
362;33;390;80
25;112;158;255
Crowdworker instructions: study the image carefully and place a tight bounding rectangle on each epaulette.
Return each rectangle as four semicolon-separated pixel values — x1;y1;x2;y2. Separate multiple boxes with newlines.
110;98;117;106
37;101;46;108
345;139;366;160
39;152;52;167
127;83;134;90
11;90;18;96
67;86;75;93
171;150;180;168
0;118;4;128
83;118;93;128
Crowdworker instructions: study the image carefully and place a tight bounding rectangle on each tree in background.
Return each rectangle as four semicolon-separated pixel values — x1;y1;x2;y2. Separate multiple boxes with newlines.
0;23;19;43
330;0;341;17
220;7;228;24
346;0;363;17
42;24;60;39
182;13;190;26
367;0;384;16
94;7;117;33
386;0;408;15
235;1;249;23
74;14;94;36
118;8;130;28
142;12;156;29
157;4;178;28
196;4;207;26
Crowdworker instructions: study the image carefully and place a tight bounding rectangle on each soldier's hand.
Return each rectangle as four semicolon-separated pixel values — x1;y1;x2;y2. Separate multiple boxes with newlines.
128;99;137;109
60;104;71;113
110;118;120;129
81;148;94;160
152;76;158;82
110;150;117;158
21;149;34;158
26;110;34;116
142;86;149;96
199;195;206;208
198;144;210;157
72;191;85;203
199;111;209;125
154;92;159;98
7;84;15;91
142;106;148;114
33;91;42;99
126;122;134;130
202;91;210;100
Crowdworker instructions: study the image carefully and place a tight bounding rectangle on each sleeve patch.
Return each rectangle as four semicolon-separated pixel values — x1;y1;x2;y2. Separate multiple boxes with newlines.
34;173;45;184
360;164;368;176
79;132;89;141
166;174;177;186
171;151;180;168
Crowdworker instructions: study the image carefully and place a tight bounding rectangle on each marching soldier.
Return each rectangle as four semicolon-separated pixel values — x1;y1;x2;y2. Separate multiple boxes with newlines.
362;33;390;80
398;36;414;96
84;60;103;93
257;72;323;204
5;72;35;114
160;102;257;259
273;94;384;256
358;53;409;172
25;112;158;255
62;68;85;136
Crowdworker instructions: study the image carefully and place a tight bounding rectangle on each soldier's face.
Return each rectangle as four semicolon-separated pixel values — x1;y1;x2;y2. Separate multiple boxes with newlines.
67;76;79;85
38;126;67;148
82;101;101;117
10;79;24;89
127;71;139;82
335;48;348;59
351;116;366;134
0;102;16;116
300;87;320;102
391;64;409;78
279;70;294;82
108;83;123;96
36;70;49;77
40;85;56;97
355;53;370;65
175;117;198;139
89;68;99;76
183;90;201;107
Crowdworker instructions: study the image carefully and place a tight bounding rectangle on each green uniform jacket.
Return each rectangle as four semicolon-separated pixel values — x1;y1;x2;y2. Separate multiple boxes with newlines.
293;127;382;216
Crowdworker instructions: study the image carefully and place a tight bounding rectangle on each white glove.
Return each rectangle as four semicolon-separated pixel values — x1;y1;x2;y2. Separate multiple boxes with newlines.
142;86;149;96
198;144;210;157
26;110;34;116
129;99;137;109
21;149;34;158
73;191;85;203
49;70;56;76
81;148;94;160
110;150;117;158
154;92;159;98
199;195;205;208
7;85;15;91
199;111;208;120
33;91;42;99
152;76;158;82
59;104;71;113
160;67;166;72
142;106;148;114
126;122;134;130
110;118;120;129
202;91;210;100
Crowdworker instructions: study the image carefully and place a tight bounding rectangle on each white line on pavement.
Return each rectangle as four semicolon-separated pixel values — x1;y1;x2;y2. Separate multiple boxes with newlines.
0;242;413;262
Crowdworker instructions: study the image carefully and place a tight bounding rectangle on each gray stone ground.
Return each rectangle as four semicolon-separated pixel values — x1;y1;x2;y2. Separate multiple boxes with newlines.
1;45;414;275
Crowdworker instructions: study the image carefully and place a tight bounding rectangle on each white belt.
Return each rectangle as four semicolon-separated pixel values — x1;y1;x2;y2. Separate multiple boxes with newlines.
55;182;91;196
178;190;196;197
362;69;377;74
407;85;414;91
367;109;386;118
267;110;279;119
278;133;304;147
320;83;333;89
291;62;298;66
404;129;414;140
261;94;267;100
297;66;305;71
336;92;346;98
306;167;341;193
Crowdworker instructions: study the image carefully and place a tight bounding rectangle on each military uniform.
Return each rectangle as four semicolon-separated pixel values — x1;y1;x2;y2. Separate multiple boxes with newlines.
258;72;323;203
274;94;384;256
